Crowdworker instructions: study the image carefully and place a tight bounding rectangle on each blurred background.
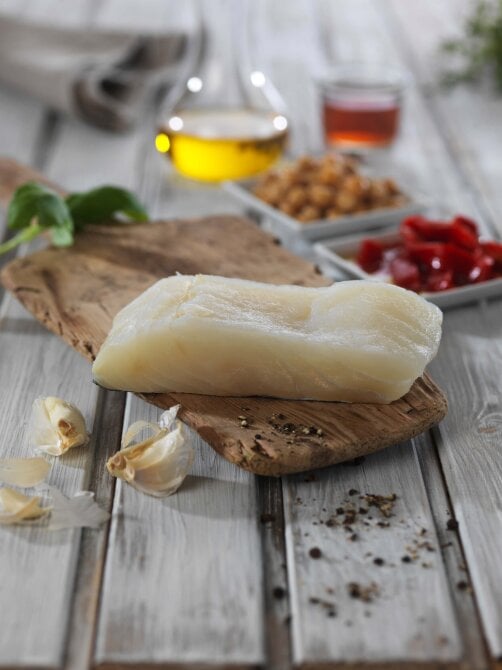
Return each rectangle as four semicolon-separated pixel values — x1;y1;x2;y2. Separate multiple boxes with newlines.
0;0;501;218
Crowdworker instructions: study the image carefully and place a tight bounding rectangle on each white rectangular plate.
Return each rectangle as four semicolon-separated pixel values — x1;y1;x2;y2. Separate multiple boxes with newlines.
315;229;502;309
223;178;427;241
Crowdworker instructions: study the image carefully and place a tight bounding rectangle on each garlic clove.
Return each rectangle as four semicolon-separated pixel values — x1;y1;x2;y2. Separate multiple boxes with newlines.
0;487;49;525
0;457;50;487
107;405;194;498
31;396;89;456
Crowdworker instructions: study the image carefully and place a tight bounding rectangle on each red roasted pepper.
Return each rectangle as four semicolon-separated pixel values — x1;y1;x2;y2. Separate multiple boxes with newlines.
356;214;502;293
356;239;384;273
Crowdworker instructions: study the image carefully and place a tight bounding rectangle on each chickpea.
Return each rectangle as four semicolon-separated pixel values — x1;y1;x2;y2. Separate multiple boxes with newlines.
369;180;391;205
335;191;358;213
324;208;341;220
296;205;321;222
390;194;408;208
307;184;334;208
257;183;284;206
278;168;302;189
296;155;318;172
383;178;400;195
279;201;297;216
318;164;343;187
254;154;405;223
285;185;308;210
341;175;366;200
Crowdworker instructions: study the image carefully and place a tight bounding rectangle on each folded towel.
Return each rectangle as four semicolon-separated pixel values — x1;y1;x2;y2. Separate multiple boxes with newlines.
0;11;197;132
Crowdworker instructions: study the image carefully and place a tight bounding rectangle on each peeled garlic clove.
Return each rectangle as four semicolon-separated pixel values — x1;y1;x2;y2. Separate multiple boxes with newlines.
31;396;89;456
107;405;194;498
0;487;49;525
0;457;50;487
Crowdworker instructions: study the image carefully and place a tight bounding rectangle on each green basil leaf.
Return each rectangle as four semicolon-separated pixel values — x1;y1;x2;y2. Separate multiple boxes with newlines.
66;186;148;229
36;194;74;247
50;225;74;247
7;182;55;230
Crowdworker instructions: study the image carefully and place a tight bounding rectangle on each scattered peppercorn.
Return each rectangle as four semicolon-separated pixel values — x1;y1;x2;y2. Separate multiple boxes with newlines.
446;518;459;531
273;586;286;600
260;512;275;524
373;557;385;566
309;547;322;559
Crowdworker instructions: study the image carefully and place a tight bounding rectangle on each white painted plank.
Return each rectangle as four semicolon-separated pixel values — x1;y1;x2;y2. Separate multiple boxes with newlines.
385;0;502;236
256;476;292;670
281;1;490;666
0;296;99;668
63;389;124;670
414;433;488;670
428;300;502;659
0;86;46;241
41;115;148;670
284;444;461;667
0;87;45;162
372;0;502;659
95;395;265;667
0;93;144;668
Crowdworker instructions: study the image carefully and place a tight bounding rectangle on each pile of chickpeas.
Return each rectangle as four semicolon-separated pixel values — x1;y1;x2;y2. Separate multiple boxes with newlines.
252;154;407;223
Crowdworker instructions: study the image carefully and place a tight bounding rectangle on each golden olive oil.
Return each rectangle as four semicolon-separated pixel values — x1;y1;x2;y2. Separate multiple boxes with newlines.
156;108;288;182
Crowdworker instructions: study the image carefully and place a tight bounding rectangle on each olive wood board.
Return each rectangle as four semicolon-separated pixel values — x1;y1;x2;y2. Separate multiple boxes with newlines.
0;158;447;476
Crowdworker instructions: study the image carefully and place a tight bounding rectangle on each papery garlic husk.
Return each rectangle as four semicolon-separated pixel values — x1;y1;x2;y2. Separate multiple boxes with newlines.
39;484;110;531
107;405;194;497
0;487;50;525
0;457;50;487
31;396;89;456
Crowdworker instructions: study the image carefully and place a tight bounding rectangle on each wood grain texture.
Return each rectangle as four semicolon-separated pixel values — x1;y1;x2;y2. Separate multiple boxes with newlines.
413;432;489;670
95;396;265;668
371;0;502;662
0;98;143;670
256;477;292;670
317;1;501;666
63;389;124;670
2;2;499;667
0;161;447;476
283;443;462;669
385;0;502;239
0;296;100;668
429;301;502;660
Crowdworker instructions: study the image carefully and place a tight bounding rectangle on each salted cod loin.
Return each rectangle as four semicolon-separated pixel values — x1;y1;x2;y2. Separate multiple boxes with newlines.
92;275;442;403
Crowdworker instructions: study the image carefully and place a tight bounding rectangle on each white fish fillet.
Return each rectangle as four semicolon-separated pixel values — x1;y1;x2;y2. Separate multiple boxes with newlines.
92;275;442;403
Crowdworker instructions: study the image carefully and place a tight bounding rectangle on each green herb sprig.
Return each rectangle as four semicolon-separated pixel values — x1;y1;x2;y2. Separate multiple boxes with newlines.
0;181;148;256
441;0;502;91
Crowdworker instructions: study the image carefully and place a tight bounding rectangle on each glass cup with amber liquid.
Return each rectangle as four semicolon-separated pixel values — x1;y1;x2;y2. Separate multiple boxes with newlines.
156;0;289;182
318;64;405;151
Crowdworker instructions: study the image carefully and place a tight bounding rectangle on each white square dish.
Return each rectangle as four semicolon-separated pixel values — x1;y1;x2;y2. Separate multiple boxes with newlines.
315;230;502;309
223;178;427;241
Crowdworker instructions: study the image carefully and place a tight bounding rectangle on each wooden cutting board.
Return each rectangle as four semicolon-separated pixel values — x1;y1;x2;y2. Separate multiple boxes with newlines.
0;158;447;476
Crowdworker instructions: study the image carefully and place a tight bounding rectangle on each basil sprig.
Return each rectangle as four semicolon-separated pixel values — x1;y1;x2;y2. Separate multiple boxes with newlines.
0;181;148;256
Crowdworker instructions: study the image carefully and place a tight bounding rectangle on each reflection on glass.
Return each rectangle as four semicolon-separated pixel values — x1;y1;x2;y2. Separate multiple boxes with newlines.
156;0;289;182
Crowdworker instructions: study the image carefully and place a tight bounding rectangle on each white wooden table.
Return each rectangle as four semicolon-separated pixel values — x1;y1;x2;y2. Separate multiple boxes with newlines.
0;1;501;669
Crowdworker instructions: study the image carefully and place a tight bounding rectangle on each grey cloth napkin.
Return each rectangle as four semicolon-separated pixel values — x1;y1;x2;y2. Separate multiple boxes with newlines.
0;13;195;131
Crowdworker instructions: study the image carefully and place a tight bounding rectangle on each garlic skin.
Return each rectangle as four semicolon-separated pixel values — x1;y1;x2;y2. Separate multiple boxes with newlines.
0;457;50;487
42;485;110;530
31;397;89;456
107;405;194;497
0;487;49;525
